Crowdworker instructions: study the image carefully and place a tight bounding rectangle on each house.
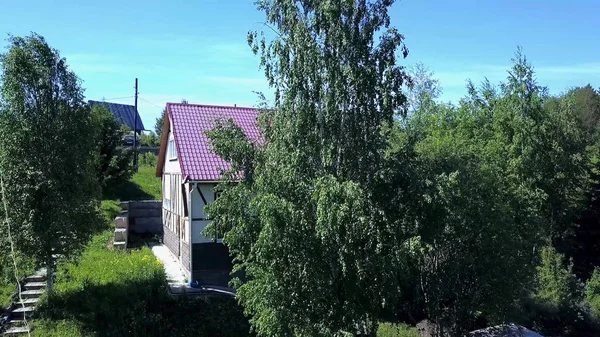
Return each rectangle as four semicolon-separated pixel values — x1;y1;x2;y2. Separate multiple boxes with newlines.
155;102;260;286
88;100;145;134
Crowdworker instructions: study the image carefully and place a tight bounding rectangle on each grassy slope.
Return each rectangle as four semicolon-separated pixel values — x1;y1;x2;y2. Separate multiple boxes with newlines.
377;323;420;337
32;166;251;337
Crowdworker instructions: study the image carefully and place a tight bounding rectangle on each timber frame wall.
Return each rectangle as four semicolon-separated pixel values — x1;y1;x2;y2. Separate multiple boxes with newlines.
162;173;191;275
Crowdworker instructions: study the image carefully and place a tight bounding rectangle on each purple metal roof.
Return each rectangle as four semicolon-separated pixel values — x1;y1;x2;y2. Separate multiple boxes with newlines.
167;103;260;181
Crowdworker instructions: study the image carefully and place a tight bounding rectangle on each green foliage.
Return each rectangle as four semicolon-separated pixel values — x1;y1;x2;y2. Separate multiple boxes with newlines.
519;246;597;337
377;323;420;337
139;152;158;168
140;132;160;147
91;104;135;188
32;165;249;336
207;0;410;335
0;33;103;288
406;62;442;114
121;124;132;134
586;268;600;319
103;166;161;201
566;85;600;140
34;233;251;337
534;246;583;309
100;199;121;224
0;255;36;308
154;109;165;137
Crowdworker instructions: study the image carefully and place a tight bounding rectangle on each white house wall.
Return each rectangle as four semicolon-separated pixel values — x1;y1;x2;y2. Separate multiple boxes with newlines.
190;183;217;244
163;116;181;174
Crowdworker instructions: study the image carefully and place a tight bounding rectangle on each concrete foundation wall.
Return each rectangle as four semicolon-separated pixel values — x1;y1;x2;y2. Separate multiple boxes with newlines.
125;201;162;234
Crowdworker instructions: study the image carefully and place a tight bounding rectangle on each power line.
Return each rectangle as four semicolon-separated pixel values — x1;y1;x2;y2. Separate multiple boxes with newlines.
138;96;163;109
102;95;134;101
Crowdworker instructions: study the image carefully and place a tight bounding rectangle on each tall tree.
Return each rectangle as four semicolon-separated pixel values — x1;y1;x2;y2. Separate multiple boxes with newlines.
90;104;134;188
406;62;442;114
0;34;102;291
154;108;165;137
567;85;600;139
206;0;410;335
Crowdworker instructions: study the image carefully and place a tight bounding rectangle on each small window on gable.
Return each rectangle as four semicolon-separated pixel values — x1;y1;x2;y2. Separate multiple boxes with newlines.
168;138;177;160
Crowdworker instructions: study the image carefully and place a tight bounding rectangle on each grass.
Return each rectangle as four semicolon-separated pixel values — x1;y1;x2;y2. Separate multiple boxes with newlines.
32;165;252;336
0;253;36;309
0;279;14;309
377;323;420;337
103;166;162;202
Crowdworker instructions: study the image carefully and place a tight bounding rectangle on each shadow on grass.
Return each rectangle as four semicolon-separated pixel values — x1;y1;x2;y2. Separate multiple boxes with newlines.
102;179;155;201
36;277;252;337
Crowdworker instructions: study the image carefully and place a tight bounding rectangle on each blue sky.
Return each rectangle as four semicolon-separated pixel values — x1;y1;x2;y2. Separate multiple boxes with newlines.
1;0;599;129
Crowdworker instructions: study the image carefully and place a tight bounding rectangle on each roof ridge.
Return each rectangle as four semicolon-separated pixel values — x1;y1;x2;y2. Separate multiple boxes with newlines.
166;102;257;110
88;100;135;107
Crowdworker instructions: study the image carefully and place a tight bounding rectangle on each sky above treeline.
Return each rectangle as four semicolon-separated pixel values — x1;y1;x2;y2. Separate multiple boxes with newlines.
0;0;599;129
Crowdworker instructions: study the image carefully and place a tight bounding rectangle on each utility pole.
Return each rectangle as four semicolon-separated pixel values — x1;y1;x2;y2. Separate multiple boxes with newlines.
134;78;139;172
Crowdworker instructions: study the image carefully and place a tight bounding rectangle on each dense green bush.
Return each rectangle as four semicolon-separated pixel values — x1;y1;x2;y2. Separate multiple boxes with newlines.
91;105;135;188
518;246;599;336
139;152;158;168
140;132;160;147
586;268;600;319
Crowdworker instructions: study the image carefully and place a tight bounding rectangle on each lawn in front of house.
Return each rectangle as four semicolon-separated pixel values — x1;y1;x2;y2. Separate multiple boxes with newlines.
32;166;252;337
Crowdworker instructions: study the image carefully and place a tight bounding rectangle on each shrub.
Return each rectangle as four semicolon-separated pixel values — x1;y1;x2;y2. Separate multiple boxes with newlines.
140;133;160;147
586;268;600;319
534;246;583;309
139;152;158;168
519;246;599;336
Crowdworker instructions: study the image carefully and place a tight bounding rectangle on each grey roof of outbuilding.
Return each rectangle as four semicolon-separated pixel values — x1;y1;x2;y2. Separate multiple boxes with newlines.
88;100;145;132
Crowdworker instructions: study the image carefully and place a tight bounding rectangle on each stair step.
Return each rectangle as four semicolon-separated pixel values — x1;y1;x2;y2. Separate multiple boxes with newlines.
3;326;31;335
24;275;45;283
115;216;128;229
12;307;34;314
23;282;45;291
113;241;127;250
10;307;34;320
8;318;27;325
114;228;128;241
15;298;38;307
19;290;43;299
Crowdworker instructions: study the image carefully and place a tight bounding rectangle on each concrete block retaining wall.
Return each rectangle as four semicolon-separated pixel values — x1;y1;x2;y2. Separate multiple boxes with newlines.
125;201;162;234
113;200;162;249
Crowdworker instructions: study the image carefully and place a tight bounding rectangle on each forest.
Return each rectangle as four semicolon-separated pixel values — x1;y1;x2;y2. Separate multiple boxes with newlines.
204;1;600;336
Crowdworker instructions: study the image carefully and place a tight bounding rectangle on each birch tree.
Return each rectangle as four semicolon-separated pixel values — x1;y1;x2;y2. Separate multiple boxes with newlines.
206;0;410;335
0;34;101;292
